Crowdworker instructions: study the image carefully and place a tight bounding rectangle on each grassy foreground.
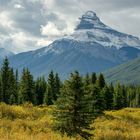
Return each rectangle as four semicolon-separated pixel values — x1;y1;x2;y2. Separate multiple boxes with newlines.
0;103;140;140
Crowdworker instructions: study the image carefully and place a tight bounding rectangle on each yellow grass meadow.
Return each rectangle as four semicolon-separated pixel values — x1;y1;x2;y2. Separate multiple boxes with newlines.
0;103;140;140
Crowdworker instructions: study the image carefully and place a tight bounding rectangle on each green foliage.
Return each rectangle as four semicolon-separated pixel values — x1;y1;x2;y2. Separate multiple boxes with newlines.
113;82;127;109
44;71;61;105
0;58;140;140
96;73;106;89
0;76;3;102
0;58;139;110
44;71;56;105
91;72;97;84
89;85;105;116
0;58;17;104
9;68;18;104
18;68;36;104
53;71;94;139
35;76;46;105
101;85;113;110
54;73;61;100
1;57;12;103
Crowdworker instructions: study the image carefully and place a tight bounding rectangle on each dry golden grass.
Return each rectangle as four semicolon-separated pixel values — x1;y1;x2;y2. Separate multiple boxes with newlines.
93;108;140;140
0;103;140;140
0;103;79;140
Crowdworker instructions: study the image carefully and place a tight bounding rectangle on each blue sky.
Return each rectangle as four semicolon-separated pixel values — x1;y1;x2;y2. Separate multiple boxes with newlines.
0;0;140;53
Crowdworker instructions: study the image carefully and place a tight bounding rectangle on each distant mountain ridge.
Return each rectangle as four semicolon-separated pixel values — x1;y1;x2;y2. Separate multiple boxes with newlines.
104;56;140;85
6;11;140;79
0;48;14;62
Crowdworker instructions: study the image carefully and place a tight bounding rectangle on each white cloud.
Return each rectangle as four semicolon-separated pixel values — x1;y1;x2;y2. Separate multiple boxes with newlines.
41;22;62;36
40;22;74;37
14;4;24;9
0;32;39;54
37;38;52;46
0;11;13;28
39;21;74;47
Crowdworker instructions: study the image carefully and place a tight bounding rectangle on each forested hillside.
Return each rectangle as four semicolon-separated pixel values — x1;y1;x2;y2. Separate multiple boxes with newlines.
104;56;140;85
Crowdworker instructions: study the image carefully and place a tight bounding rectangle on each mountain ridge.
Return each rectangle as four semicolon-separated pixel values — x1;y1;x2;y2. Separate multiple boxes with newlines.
0;48;14;62
6;11;140;79
104;56;140;85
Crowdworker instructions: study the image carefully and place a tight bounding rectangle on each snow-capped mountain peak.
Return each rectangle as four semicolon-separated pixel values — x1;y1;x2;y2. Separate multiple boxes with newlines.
8;11;140;79
76;11;110;30
62;11;140;49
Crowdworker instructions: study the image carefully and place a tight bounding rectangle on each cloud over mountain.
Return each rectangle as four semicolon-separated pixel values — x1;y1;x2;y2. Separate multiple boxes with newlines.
0;0;140;53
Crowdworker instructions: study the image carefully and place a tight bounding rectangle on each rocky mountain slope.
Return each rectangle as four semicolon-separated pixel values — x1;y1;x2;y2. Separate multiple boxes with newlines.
8;11;140;78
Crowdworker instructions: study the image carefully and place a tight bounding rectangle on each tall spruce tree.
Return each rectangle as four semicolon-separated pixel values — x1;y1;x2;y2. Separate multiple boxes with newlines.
53;71;93;139
121;85;127;107
1;58;12;103
44;71;56;105
101;86;113;110
35;76;46;105
9;68;18;104
83;73;91;94
54;73;61;100
15;69;19;91
96;73;106;89
0;75;3;102
113;82;126;109
84;73;91;86
91;72;97;84
108;83;114;109
18;68;36;104
135;87;140;107
126;86;135;107
89;84;105;116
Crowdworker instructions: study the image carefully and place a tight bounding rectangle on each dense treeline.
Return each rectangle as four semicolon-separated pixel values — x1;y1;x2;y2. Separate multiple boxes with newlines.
0;58;139;108
0;58;140;139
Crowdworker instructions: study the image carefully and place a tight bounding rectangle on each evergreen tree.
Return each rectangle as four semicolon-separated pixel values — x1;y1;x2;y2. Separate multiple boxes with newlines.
0;58;17;104
54;73;61;100
89;85;105;116
1;58;11;103
121;85;127;107
8;68;18;104
15;69;19;91
91;72;97;84
83;73;91;94
84;73;91;86
0;75;3;102
35;76;46;105
126;86;135;107
113;82;126;109
18;68;36;104
135;87;140;107
101;85;113;110
96;73;106;89
53;71;93;139
108;83;114;109
44;71;56;105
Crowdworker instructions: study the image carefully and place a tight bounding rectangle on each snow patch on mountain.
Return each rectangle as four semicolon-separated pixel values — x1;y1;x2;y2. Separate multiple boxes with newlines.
7;11;140;79
59;11;140;49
